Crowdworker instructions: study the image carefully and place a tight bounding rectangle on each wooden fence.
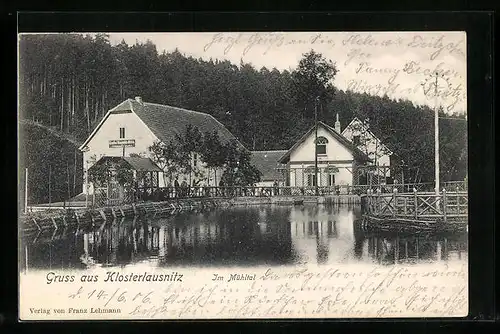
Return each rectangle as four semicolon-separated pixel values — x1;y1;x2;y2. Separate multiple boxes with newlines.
88;181;467;209
361;188;468;223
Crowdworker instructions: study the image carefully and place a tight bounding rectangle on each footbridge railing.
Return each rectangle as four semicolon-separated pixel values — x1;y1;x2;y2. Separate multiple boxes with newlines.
361;188;468;222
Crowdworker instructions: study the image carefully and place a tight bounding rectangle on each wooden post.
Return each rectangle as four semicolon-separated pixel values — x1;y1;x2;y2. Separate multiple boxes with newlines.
442;188;447;223
433;72;440;198
413;188;418;219
443;237;448;260
314;97;319;196
394;236;399;264
392;187;397;217
85;169;88;208
376;188;381;215
366;189;371;213
456;186;460;214
403;196;408;216
416;238;419;259
319;165;322;190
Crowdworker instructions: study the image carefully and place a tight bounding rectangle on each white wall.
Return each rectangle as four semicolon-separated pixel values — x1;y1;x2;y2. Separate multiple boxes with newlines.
290;126;354;163
287;126;355;187
288;162;354;187
81;111;226;194
82;111;158;194
342;120;392;177
83;112;157;167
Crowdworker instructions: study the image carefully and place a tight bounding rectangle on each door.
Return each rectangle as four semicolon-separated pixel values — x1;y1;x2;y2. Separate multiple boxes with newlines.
107;180;121;205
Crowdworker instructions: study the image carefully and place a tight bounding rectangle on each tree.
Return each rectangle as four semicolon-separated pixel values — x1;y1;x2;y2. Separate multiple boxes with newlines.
220;140;262;187
19;34;468;203
149;140;186;186
174;124;204;184
291;50;338;122
199;130;227;185
114;160;135;190
149;125;215;186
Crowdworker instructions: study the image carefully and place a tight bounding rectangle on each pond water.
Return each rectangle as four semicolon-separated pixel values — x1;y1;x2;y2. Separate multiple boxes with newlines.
20;204;468;271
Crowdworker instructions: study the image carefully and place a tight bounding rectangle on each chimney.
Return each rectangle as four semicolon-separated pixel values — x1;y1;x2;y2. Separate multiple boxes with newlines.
135;96;143;105
335;113;341;133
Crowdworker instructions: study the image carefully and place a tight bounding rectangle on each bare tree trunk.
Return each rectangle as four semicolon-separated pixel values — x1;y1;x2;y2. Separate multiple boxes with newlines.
48;164;52;204
67;78;71;132
92;78;98;123
76;77;79;123
85;78;90;133
73;149;77;194
60;78;64;131
30;74;34;96
43;66;46;96
49;84;55;126
102;90;105;116
67;160;71;199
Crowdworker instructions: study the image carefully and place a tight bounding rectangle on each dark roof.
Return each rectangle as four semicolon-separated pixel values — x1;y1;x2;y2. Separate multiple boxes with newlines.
80;99;242;149
90;156;162;172
278;121;371;164
125;99;239;145
123;157;163;172
250;150;288;181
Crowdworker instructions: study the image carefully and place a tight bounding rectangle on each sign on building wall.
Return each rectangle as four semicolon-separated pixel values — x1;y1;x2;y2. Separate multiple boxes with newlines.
109;139;136;148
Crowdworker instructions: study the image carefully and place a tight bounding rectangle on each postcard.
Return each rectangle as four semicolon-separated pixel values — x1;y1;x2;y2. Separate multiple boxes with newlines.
18;31;468;320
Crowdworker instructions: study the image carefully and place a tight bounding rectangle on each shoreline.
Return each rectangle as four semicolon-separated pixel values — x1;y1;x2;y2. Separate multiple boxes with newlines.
20;194;466;236
20;195;361;234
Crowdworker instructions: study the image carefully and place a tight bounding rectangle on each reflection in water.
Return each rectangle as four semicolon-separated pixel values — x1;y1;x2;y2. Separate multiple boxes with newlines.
354;231;468;265
20;205;468;270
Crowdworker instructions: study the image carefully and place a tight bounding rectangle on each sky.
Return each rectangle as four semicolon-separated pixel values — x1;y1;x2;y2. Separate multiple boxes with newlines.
105;32;466;114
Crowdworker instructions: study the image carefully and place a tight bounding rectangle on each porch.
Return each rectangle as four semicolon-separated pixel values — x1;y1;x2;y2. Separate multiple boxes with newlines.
89;156;163;207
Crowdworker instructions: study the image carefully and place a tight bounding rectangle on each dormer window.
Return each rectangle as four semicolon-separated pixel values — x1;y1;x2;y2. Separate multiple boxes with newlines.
119;127;125;139
315;136;328;155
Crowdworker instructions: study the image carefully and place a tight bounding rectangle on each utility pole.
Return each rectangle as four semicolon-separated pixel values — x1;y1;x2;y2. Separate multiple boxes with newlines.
433;71;440;197
314;96;319;196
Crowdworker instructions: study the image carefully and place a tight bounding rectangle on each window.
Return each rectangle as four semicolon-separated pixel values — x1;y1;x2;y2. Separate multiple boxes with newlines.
119;127;125;139
193;153;198;167
328;174;335;186
307;174;316;186
305;166;317;186
353;135;360;146
315;136;328;155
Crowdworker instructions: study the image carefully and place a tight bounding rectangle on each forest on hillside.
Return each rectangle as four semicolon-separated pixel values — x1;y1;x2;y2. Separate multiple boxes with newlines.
18;34;467;205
